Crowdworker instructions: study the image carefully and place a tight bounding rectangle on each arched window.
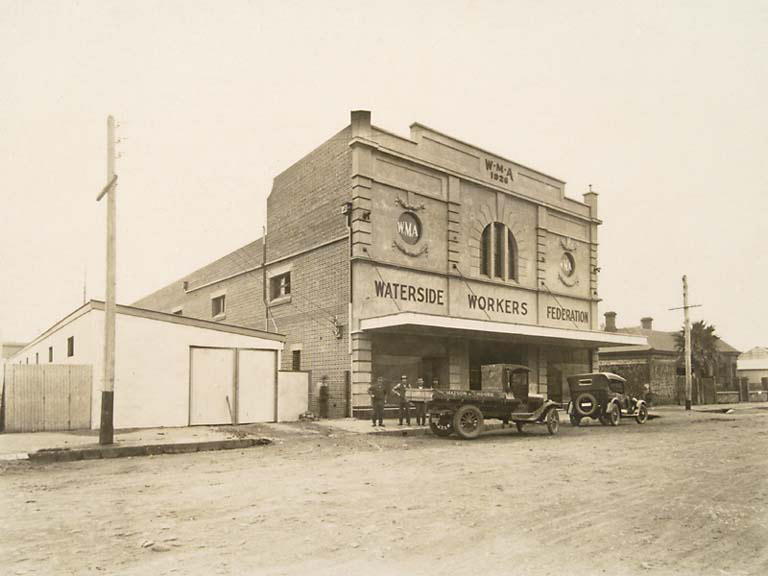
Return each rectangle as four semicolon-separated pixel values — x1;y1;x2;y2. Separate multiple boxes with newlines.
480;222;518;281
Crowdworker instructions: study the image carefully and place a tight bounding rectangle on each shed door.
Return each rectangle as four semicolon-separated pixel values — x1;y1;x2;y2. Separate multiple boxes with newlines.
190;347;235;425
237;349;276;423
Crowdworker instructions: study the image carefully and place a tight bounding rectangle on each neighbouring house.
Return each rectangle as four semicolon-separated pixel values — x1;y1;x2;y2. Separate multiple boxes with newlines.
598;313;740;405
5;301;290;432
736;346;768;390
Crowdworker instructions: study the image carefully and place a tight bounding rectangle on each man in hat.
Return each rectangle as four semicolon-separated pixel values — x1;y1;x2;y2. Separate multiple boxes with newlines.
392;374;411;426
368;377;387;427
414;377;428;426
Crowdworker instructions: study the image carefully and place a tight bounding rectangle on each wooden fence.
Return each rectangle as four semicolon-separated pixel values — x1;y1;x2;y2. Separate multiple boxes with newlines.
2;364;92;432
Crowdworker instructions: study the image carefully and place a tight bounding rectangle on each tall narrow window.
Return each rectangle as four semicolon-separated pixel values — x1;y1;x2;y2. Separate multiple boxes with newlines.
480;225;491;276
493;222;504;279
67;336;75;357
48;346;53;362
292;350;301;371
507;230;518;281
35;352;39;364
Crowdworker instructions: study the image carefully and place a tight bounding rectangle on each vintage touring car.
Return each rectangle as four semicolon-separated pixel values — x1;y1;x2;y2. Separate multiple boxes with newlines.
566;372;649;426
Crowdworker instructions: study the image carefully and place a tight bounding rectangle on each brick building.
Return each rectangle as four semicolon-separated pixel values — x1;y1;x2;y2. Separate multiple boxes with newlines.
598;313;740;404
135;111;644;418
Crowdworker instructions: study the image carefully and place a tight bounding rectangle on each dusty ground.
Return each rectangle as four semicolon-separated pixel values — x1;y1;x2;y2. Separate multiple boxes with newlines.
2;407;767;576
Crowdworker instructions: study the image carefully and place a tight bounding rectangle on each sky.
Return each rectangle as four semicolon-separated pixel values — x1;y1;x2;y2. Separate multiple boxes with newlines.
1;0;766;351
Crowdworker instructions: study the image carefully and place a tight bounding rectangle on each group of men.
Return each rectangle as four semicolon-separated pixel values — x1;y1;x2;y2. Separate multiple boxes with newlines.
368;374;437;427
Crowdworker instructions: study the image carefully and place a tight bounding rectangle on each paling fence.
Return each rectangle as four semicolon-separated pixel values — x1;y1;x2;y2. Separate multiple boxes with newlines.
674;374;767;404
1;364;92;432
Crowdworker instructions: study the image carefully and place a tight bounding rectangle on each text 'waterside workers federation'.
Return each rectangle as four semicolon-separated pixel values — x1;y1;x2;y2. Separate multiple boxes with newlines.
134;111;645;418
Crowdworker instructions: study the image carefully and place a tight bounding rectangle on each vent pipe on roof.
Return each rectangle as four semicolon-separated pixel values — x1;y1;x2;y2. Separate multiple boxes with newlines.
604;311;617;332
641;317;653;330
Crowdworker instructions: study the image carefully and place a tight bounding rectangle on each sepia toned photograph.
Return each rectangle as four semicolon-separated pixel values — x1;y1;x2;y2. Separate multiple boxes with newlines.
1;1;766;575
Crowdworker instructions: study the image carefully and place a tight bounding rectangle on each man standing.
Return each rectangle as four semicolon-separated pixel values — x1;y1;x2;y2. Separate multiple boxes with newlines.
368;377;386;427
414;377;427;426
393;374;411;426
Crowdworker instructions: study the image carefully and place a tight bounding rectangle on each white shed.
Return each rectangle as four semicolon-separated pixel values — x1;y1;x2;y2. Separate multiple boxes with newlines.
7;301;287;430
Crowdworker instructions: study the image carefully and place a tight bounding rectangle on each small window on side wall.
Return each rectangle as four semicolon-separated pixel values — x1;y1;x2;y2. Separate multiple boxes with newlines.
211;295;226;318
67;336;75;358
270;273;291;301
48;346;53;362
292;350;301;371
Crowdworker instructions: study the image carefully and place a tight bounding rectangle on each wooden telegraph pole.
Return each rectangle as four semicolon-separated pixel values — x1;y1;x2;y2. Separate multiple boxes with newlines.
670;275;701;411
97;115;118;444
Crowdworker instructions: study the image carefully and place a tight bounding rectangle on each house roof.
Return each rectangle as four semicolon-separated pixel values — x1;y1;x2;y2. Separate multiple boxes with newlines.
737;346;768;370
11;300;284;360
600;326;740;356
739;346;768;360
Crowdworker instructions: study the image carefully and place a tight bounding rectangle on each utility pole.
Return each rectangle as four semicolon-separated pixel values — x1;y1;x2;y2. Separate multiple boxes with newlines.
97;115;118;444
670;275;701;411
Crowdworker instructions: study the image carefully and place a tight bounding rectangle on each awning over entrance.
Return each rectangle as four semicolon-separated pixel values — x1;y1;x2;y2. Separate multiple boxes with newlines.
359;312;647;348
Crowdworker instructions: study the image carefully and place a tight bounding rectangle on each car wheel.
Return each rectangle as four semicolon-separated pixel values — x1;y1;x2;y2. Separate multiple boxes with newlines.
546;409;560;435
609;403;621;426
429;413;454;437
635;404;649;424
453;405;484;440
569;414;581;427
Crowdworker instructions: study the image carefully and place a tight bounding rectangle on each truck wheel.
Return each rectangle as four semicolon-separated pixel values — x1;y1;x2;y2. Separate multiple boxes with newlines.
453;405;484;440
428;414;454;437
635;404;649;424
569;414;582;427
608;403;621;426
515;422;525;433
546;409;560;435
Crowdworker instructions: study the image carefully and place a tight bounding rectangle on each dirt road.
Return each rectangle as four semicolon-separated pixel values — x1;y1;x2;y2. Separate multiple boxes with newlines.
2;407;767;576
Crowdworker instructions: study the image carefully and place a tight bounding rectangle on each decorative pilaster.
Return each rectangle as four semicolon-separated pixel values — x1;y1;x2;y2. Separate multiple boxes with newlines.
447;176;461;271
350;331;373;409
536;206;548;292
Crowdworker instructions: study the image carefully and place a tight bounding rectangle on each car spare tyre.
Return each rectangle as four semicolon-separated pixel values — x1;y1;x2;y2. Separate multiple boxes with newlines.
574;392;599;418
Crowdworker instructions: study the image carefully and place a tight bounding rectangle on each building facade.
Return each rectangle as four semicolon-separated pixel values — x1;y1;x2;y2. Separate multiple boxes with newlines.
135;111;644;418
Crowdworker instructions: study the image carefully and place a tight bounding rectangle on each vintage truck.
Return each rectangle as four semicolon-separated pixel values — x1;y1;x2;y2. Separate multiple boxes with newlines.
409;364;560;440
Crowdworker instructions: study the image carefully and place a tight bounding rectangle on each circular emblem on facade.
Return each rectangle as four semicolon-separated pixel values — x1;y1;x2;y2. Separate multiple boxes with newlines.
397;212;422;245
560;252;575;277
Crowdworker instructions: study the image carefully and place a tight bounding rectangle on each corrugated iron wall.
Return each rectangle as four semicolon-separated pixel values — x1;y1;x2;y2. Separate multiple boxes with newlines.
2;364;92;432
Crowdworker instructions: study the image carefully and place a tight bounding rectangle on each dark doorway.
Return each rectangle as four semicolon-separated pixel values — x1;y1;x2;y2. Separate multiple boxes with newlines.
548;364;563;403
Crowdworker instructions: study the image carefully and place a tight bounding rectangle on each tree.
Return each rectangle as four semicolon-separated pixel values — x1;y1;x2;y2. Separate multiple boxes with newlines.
675;320;720;378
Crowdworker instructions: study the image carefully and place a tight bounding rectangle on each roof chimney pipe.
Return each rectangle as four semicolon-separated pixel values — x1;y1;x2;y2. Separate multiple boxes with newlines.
604;311;617;332
641;317;653;330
